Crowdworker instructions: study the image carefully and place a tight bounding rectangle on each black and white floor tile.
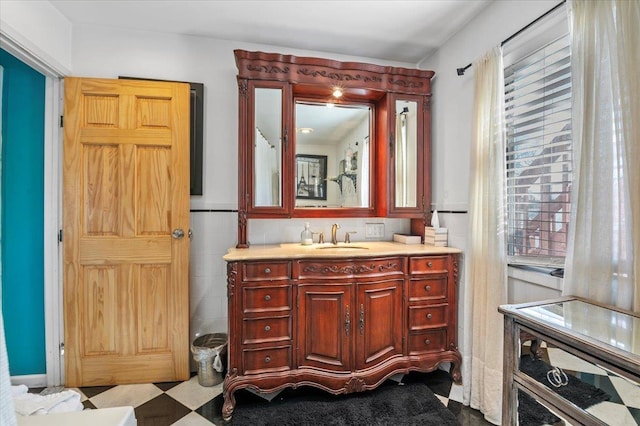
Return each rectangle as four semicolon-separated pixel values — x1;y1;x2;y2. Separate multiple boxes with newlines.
27;348;640;425
545;346;640;425
525;341;640;426
29;370;487;426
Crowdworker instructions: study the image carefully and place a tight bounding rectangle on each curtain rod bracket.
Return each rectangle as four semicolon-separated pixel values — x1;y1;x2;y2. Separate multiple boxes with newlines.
456;63;472;76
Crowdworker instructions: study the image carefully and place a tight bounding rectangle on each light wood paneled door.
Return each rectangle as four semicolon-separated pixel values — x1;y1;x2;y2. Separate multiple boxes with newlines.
63;77;191;386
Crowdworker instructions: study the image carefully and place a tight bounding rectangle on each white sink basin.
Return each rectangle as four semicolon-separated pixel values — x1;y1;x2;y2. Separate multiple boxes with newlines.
315;243;369;250
278;242;395;252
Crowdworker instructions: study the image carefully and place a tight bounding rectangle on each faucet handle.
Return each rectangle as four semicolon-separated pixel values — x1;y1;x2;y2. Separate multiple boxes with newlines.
344;231;356;244
313;231;324;244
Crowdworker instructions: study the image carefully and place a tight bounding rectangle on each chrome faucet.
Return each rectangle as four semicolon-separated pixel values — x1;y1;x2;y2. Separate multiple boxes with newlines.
331;223;341;245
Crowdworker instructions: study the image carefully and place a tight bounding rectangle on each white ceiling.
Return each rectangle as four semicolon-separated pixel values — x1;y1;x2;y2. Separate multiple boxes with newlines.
49;0;492;64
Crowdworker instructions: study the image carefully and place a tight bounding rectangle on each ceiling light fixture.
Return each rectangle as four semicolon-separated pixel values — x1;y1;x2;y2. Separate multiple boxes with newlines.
332;88;343;98
297;127;314;134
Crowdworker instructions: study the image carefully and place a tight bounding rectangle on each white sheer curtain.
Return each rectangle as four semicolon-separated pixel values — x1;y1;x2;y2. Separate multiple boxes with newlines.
564;0;640;312
463;47;508;425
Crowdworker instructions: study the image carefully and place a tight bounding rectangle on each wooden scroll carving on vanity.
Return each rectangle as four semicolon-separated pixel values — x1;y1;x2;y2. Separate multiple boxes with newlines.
235;50;435;96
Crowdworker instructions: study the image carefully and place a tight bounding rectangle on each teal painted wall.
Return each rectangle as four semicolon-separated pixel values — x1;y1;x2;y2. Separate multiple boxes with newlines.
0;48;46;375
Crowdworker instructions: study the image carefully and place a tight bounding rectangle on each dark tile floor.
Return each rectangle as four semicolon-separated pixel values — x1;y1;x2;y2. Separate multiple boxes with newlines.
26;343;639;425
64;369;491;425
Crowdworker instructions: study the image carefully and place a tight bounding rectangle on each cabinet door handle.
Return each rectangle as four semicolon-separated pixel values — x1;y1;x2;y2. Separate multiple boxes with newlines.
389;133;394;158
283;128;288;151
424;339;431;345
264;294;271;301
427;262;433;267
345;305;351;336
264;267;271;274
424;285;431;292
427;313;432;319
264;356;271;363
264;325;271;332
359;304;365;335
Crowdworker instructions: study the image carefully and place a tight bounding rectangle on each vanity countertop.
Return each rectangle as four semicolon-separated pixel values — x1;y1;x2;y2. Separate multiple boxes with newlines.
223;241;461;261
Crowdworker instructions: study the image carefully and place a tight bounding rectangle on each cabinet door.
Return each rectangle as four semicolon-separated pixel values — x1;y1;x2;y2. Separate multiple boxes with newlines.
298;284;351;372
239;80;292;219
355;279;403;370
387;94;430;218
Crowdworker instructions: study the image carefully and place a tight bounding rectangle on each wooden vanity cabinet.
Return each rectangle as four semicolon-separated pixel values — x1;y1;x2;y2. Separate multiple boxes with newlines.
297;258;404;372
407;256;458;369
223;252;461;420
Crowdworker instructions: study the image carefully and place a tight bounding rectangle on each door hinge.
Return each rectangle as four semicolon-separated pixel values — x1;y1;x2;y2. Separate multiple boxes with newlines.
59;115;63;128
59;342;65;356
58;229;63;243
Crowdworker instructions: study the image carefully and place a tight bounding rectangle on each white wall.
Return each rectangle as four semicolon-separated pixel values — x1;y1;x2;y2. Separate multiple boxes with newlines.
420;0;560;212
419;0;564;374
0;0;71;74
70;23;415;348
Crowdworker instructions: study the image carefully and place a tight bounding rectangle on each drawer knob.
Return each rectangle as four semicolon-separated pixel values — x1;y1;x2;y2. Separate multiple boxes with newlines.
264;356;271;363
264;267;271;274
427;262;433;267
264;294;271;301
424;339;431;345
427;313;433;319
264;325;271;332
424;285;431;292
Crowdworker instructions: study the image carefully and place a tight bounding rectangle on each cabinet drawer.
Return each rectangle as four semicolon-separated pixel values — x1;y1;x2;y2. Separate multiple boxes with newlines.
243;261;290;281
408;304;448;331
298;258;404;279
408;330;447;354
243;316;291;344
243;285;291;313
408;277;447;302
409;256;448;274
242;345;291;375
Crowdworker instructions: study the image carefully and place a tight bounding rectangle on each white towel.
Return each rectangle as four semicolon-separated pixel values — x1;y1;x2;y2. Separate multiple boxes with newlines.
13;389;83;416
11;385;28;397
1;309;18;426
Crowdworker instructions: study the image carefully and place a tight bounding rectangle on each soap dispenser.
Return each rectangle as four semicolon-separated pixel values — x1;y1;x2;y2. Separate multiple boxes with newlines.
300;222;313;245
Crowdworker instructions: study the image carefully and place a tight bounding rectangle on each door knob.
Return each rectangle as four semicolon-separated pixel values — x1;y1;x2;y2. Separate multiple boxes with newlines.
172;229;185;239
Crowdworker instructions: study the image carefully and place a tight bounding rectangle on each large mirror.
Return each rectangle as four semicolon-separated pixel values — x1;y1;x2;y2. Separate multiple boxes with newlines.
294;102;371;208
254;87;282;207
395;100;418;208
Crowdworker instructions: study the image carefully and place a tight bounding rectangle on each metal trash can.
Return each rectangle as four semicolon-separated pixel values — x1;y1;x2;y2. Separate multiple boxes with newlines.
191;333;227;387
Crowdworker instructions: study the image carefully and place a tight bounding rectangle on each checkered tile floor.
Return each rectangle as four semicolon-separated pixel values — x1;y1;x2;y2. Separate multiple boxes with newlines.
31;370;487;425
28;345;640;425
530;343;640;425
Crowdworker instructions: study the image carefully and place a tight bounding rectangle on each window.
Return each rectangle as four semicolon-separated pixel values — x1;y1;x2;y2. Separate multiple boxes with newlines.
503;7;571;267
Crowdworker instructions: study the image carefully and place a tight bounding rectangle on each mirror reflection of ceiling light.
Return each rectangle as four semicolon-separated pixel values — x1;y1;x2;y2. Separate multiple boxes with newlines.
326;103;335;108
332;88;343;98
297;127;314;134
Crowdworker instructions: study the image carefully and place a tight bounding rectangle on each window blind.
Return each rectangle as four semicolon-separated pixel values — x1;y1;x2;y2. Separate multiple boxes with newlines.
505;34;572;267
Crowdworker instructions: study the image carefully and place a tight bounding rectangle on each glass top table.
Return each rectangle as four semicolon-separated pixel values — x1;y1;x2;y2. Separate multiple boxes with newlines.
499;297;640;426
518;299;640;356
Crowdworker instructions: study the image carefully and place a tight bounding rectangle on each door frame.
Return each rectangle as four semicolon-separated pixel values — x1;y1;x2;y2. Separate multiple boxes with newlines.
1;28;68;387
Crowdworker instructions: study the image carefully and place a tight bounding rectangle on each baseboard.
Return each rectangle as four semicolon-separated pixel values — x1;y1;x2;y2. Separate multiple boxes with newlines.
10;374;47;388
